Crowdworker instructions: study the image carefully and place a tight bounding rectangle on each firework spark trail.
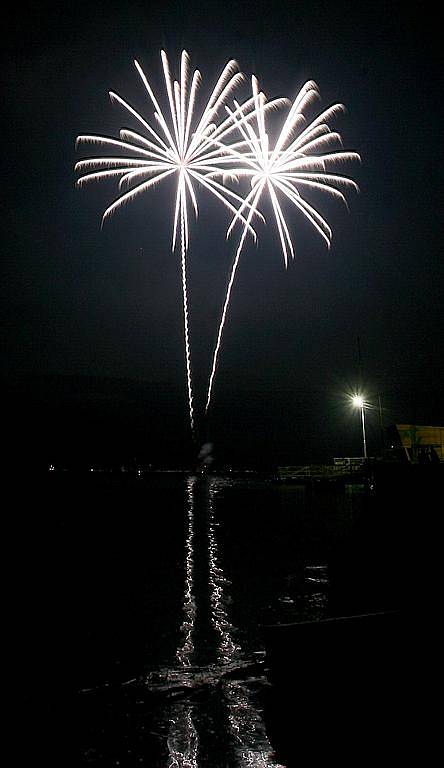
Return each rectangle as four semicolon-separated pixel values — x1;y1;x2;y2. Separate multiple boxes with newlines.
205;77;360;412
76;51;264;436
180;195;195;434
206;182;265;412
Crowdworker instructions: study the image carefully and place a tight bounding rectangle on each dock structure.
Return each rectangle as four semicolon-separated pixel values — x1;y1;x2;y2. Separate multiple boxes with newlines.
277;458;366;485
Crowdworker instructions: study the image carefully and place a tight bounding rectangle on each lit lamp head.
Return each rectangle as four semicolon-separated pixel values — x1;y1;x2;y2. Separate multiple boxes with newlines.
352;394;364;409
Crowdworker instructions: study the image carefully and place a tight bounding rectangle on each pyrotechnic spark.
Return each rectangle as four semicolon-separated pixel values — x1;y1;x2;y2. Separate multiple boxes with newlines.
205;76;360;412
76;50;262;435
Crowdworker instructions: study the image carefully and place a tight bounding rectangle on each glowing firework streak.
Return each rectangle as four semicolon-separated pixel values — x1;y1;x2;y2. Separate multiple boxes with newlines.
76;51;262;435
205;77;360;412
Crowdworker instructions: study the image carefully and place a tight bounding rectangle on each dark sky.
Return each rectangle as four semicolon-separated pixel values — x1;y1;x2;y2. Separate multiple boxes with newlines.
3;0;443;466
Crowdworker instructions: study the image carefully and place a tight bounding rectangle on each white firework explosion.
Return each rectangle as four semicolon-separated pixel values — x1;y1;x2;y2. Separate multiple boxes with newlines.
76;50;265;436
205;75;361;411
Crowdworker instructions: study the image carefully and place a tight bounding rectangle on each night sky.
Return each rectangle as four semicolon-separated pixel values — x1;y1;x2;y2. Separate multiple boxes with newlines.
3;0;443;467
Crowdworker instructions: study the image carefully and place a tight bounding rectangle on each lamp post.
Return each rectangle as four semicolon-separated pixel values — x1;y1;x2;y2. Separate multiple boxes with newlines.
352;395;367;459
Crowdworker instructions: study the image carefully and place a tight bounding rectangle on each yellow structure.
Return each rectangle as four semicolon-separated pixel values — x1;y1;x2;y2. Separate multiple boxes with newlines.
396;424;444;461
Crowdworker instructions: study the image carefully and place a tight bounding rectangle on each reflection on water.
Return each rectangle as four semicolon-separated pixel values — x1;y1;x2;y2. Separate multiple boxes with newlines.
167;703;198;768
167;478;198;767
165;477;284;767
207;481;240;666
76;474;350;766
175;478;197;668
277;563;329;625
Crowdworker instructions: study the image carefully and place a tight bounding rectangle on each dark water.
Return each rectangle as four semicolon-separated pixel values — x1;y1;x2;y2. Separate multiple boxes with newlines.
14;472;400;766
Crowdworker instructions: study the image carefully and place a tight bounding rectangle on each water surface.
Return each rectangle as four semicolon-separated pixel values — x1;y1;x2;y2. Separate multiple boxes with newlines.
16;473;392;766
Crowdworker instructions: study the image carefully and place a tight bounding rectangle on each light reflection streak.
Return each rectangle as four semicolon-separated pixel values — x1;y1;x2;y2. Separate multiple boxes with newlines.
207;480;285;767
176;477;197;667
207;481;241;665
167;477;198;768
166;477;285;767
167;704;199;768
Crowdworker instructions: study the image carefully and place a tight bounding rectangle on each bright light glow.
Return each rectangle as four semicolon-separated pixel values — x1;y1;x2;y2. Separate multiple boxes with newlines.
205;76;360;412
76;50;261;436
351;394;368;458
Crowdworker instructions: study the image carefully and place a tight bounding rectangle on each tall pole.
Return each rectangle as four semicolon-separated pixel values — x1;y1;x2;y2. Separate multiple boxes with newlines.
361;404;367;459
357;336;362;392
378;394;384;457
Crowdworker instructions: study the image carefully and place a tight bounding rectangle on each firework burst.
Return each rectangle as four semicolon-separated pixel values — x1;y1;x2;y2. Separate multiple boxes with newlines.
76;50;263;436
205;76;361;412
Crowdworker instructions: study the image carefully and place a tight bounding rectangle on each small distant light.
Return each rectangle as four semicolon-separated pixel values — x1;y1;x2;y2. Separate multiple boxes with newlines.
90;468;94;472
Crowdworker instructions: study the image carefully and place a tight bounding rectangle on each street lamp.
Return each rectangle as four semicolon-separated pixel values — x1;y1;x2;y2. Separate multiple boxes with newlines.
352;394;367;459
